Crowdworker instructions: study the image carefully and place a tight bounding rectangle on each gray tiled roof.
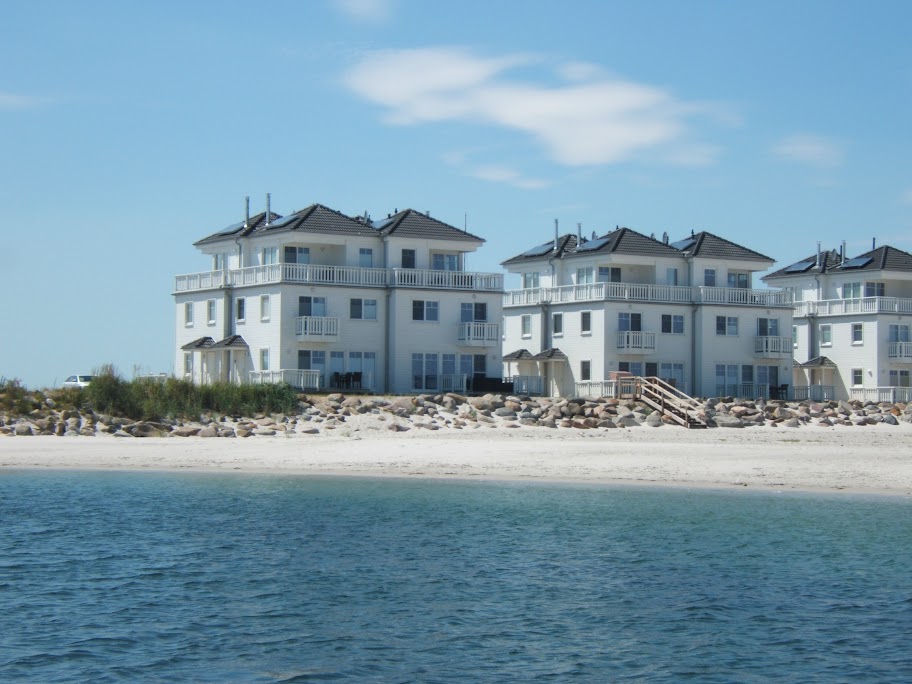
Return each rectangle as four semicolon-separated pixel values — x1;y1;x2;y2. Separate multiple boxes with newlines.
764;250;841;279
797;356;837;368
677;231;773;262
851;245;912;272
503;348;533;361
373;209;484;242
195;204;377;245
180;336;214;350
209;335;248;349
503;227;681;266
501;234;579;266
529;347;568;361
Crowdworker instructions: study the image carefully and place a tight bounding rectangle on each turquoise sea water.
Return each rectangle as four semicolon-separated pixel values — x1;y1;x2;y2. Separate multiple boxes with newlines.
1;470;910;683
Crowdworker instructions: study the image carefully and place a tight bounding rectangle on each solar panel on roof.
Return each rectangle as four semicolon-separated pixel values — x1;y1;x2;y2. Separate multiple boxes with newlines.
372;217;394;230
215;220;246;236
839;256;873;269
520;242;555;257
783;258;816;273
670;238;696;251
575;237;611;252
264;213;299;229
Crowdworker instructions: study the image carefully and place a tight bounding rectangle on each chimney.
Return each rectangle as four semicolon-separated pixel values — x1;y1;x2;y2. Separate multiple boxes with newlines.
816;241;821;268
873;237;877;250
244;196;250;228
265;193;271;226
662;231;669;244
577;222;582;244
841;240;846;264
554;219;559;251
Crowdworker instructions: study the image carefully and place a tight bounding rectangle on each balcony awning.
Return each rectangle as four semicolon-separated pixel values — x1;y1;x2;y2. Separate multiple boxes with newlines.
796;356;837;369
529;347;568;362
503;348;533;361
181;336;215;350
209;335;249;349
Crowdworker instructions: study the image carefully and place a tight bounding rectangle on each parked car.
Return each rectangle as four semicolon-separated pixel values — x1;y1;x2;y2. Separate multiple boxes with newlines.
63;375;94;388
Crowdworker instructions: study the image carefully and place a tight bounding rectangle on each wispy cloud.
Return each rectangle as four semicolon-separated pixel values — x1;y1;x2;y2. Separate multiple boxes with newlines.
0;91;45;110
332;0;394;22
773;134;844;168
468;164;550;190
344;47;723;167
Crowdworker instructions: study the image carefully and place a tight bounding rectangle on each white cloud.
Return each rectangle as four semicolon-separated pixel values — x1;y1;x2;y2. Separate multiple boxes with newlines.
0;91;44;110
344;47;721;167
469;164;550;190
332;0;394;22
773;134;844;168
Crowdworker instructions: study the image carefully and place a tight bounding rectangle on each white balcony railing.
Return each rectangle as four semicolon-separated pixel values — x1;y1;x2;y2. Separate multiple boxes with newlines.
792;385;836;401
249;369;322;390
849;386;912;403
504;283;793;308
795;297;912;317
754;336;794;356
175;264;503;293
509;375;545;396
413;373;468;393
457;322;500;346
616;330;656;352
888;341;912;360
295;316;340;339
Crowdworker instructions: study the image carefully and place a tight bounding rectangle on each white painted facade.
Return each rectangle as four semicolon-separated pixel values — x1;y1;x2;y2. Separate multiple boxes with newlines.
502;229;794;399
174;204;503;394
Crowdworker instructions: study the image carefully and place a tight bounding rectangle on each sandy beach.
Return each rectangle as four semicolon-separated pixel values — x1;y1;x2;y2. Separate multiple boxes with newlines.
3;420;912;497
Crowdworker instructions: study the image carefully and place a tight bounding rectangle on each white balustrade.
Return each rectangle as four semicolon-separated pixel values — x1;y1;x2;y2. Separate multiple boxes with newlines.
888;341;912;359
754;336;794;355
295;316;340;338
615;330;656;351
510;375;545;395
457;322;500;345
504;283;791;307
249;369;322;390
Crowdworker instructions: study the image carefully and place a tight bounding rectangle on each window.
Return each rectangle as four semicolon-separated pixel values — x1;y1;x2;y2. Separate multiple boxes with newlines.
262;247;278;265
432;253;458;271
619;361;643;376
842;282;861;299
792;325;798;348
284;246;309;264
206;299;216;325
666;268;678;286
213;253;227;270
661;314;684;334
359;248;373;268
521;314;531;338
820;324;832;346
716;364;739;393
351;298;378;320
660;362;685;389
852;323;864;344
704;269;716;287
577;267;594;284
460;302;487;322
299;296;326;317
581;311;592;334
183;353;193;376
852;368;863;386
618;312;642;332
184;302;193;326
598;266;621;283
865;282;885;297
716;316;738;336
522;272;540;289
581;360;591;381
889;324;910;342
412;300;439;322
259;349;270;371
889;370;911;387
757;317;779;336
412;353;439;390
299;350;326;384
553;313;563;336
402;249;416;269
741;365;754;383
727;272;749;288
757;365;779;387
236;298;245;322
260;295;270;321
330;351;345;381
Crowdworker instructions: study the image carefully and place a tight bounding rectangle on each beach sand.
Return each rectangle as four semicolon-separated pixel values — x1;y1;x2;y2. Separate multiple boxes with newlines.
3;418;912;496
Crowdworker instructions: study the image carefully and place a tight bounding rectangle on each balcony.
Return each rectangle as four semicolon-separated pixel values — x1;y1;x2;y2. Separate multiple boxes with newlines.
888;341;912;360
754;336;794;357
457;322;500;347
250;369;322;390
849;386;912;403
792;385;836;401
616;330;656;354
503;283;793;308
175;264;502;293
295;316;340;340
795;296;912;317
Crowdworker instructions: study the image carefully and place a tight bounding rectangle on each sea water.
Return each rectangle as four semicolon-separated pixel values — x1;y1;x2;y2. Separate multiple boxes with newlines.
1;470;910;683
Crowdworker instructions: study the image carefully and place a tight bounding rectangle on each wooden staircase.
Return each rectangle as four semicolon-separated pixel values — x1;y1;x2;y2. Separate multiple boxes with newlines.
634;376;708;429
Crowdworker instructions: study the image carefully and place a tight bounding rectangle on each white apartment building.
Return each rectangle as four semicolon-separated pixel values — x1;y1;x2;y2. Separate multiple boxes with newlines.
501;225;794;398
174;201;504;394
763;243;912;402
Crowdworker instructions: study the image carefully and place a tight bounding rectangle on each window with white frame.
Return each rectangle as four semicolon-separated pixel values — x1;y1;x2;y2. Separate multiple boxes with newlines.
716;316;738;336
757;317;779;336
412;352;439;390
553;312;563;336
299;296;326;317
580;360;591;381
401;249;416;269
820;324;832;346
889;369;911;387
359;248;373;268
432;253;458;271
522;272;540;289
852;323;864;344
236;298;246;322
716;364;739;392
727;272;749;288
660;362;685;389
207;299;216;325
581;311;591;334
666;267;678;286
412;300;439;321
259;348;270;371
284;246;310;264
183;352;193;376
851;368;863;386
576;267;594;284
184;302;193;326
260;295;270;321
661;314;684;334
460;302;487;322
298;350;326;385
889;324;911;342
756;365;779;387
704;268;717;287
618;312;642;332
598;266;621;283
842;282;861;299
262;247;278;265
213;253;227;270
521;314;531;338
865;281;885;297
619;361;644;376
351;298;378;320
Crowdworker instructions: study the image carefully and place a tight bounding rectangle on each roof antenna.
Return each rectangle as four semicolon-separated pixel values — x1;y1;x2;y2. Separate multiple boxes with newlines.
244;196;250;228
265;193;271;226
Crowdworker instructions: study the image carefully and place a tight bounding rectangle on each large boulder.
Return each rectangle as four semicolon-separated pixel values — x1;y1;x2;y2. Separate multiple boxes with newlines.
712;414;744;428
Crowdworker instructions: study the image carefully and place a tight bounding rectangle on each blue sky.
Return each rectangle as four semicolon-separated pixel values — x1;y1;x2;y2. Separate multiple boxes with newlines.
3;0;912;388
